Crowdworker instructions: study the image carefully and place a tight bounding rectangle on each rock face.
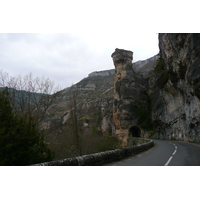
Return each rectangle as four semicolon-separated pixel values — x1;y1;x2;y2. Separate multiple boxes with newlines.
89;70;115;77
111;49;135;147
111;48;153;147
110;34;200;145
152;33;200;142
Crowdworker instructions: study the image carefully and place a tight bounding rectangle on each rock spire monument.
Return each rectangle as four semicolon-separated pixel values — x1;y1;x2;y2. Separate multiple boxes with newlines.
111;48;136;147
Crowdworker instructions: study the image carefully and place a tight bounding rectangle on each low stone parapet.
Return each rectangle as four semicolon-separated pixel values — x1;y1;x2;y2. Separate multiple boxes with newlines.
32;139;154;166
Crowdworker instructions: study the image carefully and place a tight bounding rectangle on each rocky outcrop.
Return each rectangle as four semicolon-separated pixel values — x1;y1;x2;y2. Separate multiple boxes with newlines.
110;34;200;145
152;33;200;142
89;70;115;77
112;48;135;147
111;49;154;147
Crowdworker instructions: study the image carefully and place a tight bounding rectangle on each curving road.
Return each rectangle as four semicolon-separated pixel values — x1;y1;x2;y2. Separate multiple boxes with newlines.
105;140;200;166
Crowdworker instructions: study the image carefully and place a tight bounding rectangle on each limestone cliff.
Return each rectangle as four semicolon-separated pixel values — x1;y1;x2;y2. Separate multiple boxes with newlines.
89;70;115;77
111;49;155;147
112;49;135;147
152;33;200;142
111;34;200;145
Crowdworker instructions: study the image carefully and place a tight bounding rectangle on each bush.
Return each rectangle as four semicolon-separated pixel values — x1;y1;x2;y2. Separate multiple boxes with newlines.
157;72;169;88
154;53;165;73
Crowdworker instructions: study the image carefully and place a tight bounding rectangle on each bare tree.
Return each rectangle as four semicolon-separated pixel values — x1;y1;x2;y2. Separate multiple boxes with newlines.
0;69;60;128
68;85;82;156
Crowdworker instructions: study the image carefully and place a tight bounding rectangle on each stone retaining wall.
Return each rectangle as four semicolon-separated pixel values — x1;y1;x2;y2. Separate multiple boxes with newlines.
32;139;154;166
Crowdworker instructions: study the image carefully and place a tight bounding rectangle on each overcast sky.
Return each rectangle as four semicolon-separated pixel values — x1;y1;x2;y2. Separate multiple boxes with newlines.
0;33;159;90
1;0;194;91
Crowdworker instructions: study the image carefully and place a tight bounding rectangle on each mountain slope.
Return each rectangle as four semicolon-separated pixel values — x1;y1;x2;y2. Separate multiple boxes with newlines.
41;54;157;159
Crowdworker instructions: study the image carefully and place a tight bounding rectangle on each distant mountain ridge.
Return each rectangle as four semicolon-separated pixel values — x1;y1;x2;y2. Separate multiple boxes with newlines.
87;55;157;78
0;87;48;103
88;70;115;77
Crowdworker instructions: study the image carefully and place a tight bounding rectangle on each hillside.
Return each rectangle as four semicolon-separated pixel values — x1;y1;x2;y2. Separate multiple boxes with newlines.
42;55;157;133
41;55;157;159
0;87;47;103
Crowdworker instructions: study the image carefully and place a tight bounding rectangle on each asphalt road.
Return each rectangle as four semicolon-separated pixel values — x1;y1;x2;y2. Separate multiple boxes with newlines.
104;140;200;166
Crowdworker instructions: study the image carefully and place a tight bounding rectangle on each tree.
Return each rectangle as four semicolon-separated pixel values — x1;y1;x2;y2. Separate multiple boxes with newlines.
0;88;54;166
0;70;60;129
68;86;82;156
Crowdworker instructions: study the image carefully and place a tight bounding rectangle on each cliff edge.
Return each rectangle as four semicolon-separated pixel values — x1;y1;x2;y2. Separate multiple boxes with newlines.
153;33;200;142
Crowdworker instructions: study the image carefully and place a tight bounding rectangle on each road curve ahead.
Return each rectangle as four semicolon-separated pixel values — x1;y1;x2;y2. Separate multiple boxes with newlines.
104;140;200;166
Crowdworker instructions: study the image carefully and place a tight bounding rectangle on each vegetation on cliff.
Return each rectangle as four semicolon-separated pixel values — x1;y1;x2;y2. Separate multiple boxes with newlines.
154;53;165;73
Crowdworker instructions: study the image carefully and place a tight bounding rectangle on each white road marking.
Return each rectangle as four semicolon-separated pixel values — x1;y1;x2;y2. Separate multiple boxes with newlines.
164;156;173;166
164;143;178;166
173;144;177;150
173;149;177;155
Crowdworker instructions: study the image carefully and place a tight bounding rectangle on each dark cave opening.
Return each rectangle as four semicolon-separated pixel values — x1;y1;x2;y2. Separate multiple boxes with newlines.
129;126;141;137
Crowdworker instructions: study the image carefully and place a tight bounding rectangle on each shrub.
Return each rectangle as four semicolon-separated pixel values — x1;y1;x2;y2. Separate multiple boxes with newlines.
154;53;165;73
157;72;169;89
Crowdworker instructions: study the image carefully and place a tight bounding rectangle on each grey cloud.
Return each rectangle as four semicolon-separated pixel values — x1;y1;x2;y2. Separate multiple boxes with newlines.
0;33;159;90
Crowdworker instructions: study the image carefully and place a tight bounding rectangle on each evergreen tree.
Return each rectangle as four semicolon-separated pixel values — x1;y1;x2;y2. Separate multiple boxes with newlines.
0;88;54;166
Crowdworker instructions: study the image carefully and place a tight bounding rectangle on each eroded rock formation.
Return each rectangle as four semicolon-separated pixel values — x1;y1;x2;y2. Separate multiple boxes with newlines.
112;49;135;147
111;34;200;145
152;33;200;142
111;49;155;147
